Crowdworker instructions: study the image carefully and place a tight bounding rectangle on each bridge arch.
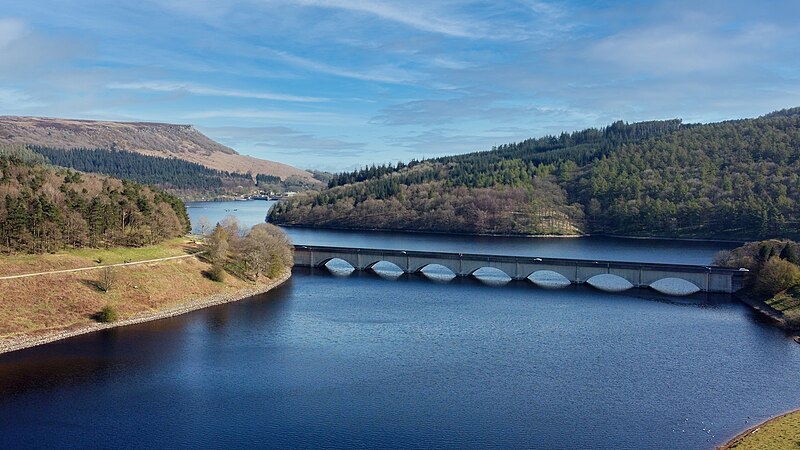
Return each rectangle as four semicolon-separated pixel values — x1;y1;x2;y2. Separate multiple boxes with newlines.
317;256;358;269
318;257;357;276
415;263;458;281
585;274;634;293
468;267;512;279
364;260;405;272
649;278;701;296
411;261;460;277
527;270;571;289
469;267;512;286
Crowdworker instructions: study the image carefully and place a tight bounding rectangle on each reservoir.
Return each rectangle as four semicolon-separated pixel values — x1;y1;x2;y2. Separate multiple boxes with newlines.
1;201;797;449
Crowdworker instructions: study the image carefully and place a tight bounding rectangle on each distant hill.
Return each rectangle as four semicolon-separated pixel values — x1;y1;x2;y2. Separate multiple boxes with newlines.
0;116;316;183
270;108;800;241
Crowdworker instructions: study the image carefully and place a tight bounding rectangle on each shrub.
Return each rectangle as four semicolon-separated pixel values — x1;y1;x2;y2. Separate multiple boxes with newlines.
756;258;800;297
208;263;226;282
96;305;118;323
98;267;116;292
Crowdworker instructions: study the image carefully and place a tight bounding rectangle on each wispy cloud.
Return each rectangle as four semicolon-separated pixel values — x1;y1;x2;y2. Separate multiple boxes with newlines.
265;48;421;85
291;0;479;38
183;108;361;125
0;17;27;48
587;21;785;75
202;125;366;158
107;81;327;103
371;92;535;126
0;88;44;109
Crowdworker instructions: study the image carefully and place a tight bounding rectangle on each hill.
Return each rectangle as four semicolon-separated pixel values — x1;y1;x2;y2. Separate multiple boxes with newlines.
269;108;800;240
0;144;190;253
0;116;316;183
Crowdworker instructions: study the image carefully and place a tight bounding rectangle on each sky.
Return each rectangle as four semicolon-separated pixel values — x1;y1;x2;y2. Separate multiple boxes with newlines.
1;1;799;172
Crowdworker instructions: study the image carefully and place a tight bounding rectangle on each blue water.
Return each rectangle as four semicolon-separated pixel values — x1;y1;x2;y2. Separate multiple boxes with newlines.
1;271;798;449
0;202;793;449
187;200;738;265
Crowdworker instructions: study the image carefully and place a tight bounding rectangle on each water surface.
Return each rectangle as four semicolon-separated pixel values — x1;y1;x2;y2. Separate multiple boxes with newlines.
187;200;738;264
0;201;788;449
1;270;798;449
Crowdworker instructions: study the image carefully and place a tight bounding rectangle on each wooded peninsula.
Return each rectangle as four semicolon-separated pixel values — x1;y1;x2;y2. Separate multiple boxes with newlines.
270;108;800;241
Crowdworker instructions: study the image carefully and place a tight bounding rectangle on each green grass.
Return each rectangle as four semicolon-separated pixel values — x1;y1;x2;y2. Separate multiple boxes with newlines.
767;285;800;315
66;238;191;264
725;410;800;449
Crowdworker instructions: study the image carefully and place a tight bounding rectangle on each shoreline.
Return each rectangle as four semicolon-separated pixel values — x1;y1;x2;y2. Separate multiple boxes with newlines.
0;270;291;356
272;222;743;244
734;291;800;341
718;408;800;449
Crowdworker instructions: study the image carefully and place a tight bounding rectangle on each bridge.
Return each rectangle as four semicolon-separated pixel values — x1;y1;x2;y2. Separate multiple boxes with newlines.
293;245;745;295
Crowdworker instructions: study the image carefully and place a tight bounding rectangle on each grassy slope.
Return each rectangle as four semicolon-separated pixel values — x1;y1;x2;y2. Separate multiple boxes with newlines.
0;238;189;276
767;285;800;324
0;238;256;339
722;410;800;450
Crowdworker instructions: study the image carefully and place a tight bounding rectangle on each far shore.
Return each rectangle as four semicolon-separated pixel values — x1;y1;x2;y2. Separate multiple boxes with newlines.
272;222;745;244
0;270;291;356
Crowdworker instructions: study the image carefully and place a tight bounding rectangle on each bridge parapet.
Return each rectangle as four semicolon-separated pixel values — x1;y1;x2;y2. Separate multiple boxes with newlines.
292;245;743;295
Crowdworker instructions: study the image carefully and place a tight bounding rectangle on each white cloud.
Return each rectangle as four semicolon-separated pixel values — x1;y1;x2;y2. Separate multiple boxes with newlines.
106;81;328;103
183;108;361;125
0;88;44;109
0;18;27;49
588;19;785;75
266;48;421;84
290;0;478;38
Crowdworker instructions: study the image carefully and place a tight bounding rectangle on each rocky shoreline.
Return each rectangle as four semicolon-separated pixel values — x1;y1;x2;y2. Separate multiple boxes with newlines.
735;292;800;342
0;270;291;355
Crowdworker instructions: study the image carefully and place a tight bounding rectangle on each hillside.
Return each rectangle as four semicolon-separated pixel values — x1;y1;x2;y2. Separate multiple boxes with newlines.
0;144;190;253
0;116;316;183
270;108;800;240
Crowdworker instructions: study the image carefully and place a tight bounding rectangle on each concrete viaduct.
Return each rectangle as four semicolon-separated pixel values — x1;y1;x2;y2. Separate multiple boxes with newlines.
293;245;745;295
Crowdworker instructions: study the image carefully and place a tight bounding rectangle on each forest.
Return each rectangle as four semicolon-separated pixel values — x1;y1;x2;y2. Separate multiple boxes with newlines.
270;108;800;240
27;146;317;197
0;144;191;253
30;146;255;195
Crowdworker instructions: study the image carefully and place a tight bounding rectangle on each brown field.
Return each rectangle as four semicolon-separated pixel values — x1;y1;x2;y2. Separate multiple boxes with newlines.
0;241;258;341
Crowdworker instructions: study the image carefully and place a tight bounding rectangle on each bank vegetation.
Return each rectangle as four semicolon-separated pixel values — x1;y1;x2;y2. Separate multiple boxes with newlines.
715;239;800;330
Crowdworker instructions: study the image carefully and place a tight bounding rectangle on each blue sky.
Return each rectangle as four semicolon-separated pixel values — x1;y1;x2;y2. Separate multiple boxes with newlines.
1;1;799;171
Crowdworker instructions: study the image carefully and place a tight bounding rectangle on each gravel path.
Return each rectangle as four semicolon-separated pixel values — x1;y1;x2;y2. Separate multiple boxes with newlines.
0;252;204;280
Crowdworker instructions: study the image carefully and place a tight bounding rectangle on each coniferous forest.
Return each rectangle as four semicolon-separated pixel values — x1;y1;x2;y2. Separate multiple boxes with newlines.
0;144;191;253
28;146;260;196
269;108;800;240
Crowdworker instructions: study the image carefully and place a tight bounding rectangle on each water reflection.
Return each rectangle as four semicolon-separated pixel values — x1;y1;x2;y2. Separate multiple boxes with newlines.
369;261;404;280
651;277;702;296
471;267;512;286
419;264;456;282
1;269;796;450
586;273;635;292
528;270;572;288
186;201;740;265
323;258;355;276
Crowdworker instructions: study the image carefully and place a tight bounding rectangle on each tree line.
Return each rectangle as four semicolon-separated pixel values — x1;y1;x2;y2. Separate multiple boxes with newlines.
29;146;256;194
0;144;190;253
269;108;800;240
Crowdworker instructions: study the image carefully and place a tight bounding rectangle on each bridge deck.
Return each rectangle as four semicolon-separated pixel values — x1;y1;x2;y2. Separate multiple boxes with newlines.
292;245;745;294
